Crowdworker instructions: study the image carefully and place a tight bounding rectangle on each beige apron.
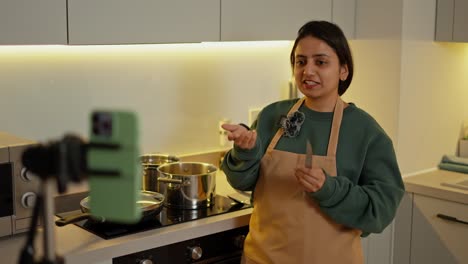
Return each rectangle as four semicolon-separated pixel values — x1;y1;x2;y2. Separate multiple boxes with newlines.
242;97;363;264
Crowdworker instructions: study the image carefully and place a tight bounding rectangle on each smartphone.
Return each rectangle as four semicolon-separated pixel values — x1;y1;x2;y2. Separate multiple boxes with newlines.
87;110;141;223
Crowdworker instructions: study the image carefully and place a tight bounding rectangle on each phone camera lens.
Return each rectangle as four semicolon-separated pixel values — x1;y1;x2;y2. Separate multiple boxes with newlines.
92;112;113;137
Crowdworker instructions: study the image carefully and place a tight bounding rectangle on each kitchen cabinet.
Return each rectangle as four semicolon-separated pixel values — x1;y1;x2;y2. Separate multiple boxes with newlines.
410;194;468;263
435;0;468;42
331;0;357;39
393;193;413;264
67;0;220;45
1;0;356;45
0;0;67;45
220;0;355;41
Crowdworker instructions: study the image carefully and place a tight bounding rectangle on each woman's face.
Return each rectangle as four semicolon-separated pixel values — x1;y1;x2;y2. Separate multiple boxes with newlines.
293;36;348;105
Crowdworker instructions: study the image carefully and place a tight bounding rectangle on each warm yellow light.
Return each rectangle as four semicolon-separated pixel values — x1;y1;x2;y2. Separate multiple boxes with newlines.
464;44;468;60
0;41;292;55
0;45;67;56
0;41;294;67
201;41;292;48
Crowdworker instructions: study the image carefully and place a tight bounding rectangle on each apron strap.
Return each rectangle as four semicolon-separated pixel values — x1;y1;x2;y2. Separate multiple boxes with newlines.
266;98;305;154
326;98;344;157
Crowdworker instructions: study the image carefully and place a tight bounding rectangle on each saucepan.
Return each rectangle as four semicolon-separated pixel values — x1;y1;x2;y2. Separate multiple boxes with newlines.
141;153;180;192
157;162;217;209
55;191;165;226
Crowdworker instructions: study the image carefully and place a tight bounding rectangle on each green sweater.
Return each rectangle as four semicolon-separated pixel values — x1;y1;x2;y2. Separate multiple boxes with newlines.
221;98;405;237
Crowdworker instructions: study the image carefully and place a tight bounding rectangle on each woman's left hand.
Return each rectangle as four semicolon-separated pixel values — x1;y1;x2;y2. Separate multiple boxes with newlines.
294;166;326;192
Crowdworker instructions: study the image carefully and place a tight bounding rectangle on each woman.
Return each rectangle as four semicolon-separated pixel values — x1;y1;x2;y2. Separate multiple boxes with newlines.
221;20;405;264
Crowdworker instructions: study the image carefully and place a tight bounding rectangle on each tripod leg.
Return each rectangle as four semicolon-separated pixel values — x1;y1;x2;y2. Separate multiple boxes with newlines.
42;178;57;262
19;195;42;264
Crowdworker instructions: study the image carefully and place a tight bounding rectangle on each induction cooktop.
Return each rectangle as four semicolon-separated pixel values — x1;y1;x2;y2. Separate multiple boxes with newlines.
56;195;251;240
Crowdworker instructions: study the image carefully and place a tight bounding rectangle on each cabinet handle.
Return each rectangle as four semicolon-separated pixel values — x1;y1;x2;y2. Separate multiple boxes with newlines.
436;213;468;225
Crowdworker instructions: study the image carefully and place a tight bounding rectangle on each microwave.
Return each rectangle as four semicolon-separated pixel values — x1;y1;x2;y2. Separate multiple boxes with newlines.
0;131;38;238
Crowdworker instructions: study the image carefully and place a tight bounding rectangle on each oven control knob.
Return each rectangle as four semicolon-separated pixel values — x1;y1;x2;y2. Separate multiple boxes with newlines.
20;167;35;181
138;259;153;264
21;192;37;208
233;235;246;249
188;246;203;260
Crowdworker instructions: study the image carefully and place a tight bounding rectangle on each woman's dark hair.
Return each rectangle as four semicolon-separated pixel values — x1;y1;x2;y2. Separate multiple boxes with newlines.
290;21;354;96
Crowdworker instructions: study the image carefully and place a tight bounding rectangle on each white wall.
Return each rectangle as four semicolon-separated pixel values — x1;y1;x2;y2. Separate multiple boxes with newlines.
346;39;401;142
0;36;402;159
0;43;292;155
399;0;468;174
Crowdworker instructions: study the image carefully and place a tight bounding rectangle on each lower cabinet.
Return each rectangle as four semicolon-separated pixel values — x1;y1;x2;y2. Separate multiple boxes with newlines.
360;223;394;264
410;194;468;264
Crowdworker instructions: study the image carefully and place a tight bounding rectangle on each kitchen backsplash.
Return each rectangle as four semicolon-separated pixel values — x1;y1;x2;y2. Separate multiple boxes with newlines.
0;41;400;154
0;42;291;155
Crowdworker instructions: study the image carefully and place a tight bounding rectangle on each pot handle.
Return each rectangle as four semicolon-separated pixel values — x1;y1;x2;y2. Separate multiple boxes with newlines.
157;177;183;184
55;212;91;226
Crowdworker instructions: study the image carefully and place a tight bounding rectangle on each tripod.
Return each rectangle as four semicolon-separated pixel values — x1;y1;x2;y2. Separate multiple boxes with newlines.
19;135;86;264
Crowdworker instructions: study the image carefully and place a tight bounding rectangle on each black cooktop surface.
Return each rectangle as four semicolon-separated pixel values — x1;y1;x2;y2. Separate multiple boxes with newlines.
56;195;250;240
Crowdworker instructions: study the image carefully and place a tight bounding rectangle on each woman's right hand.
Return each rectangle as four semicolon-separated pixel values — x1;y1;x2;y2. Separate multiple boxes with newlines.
221;124;257;150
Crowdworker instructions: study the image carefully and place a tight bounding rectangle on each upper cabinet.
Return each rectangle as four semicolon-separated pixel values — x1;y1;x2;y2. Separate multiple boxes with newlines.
332;0;356;40
220;0;355;41
435;0;468;42
0;0;67;45
67;0;220;45
0;0;356;45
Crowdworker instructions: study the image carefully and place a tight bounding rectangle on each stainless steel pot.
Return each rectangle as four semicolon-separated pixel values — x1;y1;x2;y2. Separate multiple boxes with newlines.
141;154;179;192
157;162;217;209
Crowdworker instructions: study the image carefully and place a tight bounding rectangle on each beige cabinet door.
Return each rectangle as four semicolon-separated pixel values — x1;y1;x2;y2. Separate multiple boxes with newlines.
331;0;356;39
68;0;220;45
453;0;468;42
411;194;468;264
435;0;468;42
220;0;332;41
435;0;454;41
0;0;67;45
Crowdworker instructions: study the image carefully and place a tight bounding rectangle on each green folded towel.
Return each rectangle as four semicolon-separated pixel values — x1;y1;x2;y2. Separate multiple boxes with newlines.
441;155;468;166
438;162;468;174
438;155;468;174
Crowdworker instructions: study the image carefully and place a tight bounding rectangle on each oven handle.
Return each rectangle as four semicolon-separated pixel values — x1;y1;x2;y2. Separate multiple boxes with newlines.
436;213;468;226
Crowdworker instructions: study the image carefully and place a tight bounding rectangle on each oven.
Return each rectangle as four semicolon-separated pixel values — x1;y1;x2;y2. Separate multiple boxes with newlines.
0;132;38;238
113;225;248;264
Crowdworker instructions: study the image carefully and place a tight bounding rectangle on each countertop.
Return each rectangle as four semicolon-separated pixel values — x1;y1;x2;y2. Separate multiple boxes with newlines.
403;169;468;205
0;202;252;264
0;169;252;264
0;207;251;264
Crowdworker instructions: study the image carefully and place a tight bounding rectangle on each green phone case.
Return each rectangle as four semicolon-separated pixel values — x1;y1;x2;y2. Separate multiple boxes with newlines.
87;110;141;223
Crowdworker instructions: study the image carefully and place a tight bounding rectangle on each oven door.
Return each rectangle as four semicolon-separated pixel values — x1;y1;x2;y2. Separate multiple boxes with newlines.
0;148;14;237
